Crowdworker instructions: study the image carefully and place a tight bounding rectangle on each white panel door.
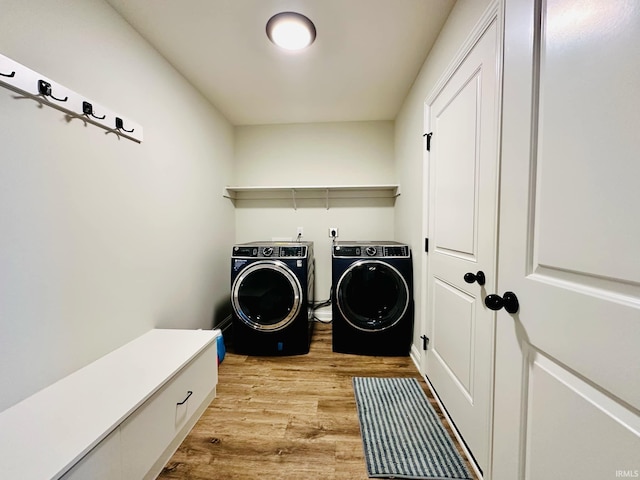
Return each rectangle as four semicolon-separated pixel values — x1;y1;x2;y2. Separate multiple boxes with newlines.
424;20;500;474
493;0;640;478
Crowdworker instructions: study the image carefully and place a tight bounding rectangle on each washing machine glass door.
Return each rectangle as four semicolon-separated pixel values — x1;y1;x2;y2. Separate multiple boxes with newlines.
232;260;302;331
336;260;409;331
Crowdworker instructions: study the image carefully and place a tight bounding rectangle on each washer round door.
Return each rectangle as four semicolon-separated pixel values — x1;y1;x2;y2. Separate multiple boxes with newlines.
336;260;409;331
232;260;302;331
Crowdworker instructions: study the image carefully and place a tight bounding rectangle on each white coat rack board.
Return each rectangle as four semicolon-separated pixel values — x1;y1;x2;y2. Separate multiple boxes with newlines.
0;52;143;143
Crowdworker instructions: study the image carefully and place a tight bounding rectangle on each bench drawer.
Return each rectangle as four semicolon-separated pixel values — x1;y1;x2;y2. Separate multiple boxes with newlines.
120;342;217;479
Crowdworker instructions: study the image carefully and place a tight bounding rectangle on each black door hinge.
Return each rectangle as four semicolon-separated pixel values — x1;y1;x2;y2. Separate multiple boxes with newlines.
424;238;429;253
420;335;430;351
423;132;433;151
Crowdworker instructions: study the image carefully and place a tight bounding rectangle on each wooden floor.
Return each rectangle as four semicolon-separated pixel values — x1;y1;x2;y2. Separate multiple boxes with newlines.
158;322;479;480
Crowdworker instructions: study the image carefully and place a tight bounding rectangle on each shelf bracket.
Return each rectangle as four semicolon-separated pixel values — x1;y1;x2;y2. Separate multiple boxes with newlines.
291;188;297;210
325;188;329;210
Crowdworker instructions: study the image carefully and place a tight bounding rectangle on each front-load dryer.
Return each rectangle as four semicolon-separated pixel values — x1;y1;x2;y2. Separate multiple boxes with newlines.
332;241;413;356
231;241;314;355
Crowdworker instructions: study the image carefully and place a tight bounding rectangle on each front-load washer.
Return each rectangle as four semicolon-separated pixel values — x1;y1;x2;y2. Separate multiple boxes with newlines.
332;241;413;356
231;241;314;355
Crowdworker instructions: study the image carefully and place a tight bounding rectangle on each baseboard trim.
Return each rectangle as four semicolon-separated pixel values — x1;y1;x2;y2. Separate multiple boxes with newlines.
409;343;422;372
214;314;233;333
422;373;484;480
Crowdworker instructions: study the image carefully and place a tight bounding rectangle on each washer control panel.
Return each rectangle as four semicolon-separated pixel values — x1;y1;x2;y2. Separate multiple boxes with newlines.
232;244;308;259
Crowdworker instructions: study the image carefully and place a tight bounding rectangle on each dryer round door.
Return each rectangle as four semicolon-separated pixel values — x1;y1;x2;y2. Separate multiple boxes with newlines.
232;260;302;331
336;259;409;332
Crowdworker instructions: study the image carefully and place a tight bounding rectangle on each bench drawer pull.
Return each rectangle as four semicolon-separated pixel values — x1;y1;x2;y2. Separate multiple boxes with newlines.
176;390;193;406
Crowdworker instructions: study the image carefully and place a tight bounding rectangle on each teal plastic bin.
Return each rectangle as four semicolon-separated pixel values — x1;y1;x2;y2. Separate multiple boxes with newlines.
216;334;226;364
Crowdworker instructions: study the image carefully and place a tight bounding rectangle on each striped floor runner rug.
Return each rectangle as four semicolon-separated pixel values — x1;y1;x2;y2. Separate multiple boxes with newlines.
353;377;472;479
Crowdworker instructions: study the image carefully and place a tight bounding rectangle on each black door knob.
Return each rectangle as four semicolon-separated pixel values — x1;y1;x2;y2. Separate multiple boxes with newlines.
485;291;519;314
464;271;486;286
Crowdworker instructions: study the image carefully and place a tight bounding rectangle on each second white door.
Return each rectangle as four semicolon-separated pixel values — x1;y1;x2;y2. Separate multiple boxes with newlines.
423;19;500;474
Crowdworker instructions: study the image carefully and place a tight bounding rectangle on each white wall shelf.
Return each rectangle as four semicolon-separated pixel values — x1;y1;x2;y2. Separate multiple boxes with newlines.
224;184;400;209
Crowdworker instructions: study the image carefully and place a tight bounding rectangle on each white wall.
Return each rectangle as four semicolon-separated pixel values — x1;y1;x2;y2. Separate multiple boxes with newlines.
394;0;494;354
0;0;235;411
234;121;396;300
0;0;497;412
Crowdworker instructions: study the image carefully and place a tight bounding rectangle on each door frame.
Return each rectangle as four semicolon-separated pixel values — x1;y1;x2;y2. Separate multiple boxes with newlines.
419;2;503;478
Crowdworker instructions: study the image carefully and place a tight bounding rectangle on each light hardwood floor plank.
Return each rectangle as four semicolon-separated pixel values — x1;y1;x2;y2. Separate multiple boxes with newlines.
158;322;479;479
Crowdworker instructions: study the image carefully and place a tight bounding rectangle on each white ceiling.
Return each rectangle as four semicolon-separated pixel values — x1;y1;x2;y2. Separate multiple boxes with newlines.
104;0;455;126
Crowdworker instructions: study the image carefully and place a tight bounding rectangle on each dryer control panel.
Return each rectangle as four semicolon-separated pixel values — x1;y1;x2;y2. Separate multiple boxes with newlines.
383;245;410;257
333;242;410;258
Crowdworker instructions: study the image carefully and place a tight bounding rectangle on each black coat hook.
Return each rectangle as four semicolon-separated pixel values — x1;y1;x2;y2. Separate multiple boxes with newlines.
115;117;134;133
38;80;68;102
82;101;106;120
1;70;16;78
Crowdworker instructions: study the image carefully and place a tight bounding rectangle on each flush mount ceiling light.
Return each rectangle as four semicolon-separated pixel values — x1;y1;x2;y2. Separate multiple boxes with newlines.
266;12;316;51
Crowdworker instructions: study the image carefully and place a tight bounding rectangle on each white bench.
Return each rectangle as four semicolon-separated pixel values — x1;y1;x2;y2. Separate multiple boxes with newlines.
0;328;221;480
